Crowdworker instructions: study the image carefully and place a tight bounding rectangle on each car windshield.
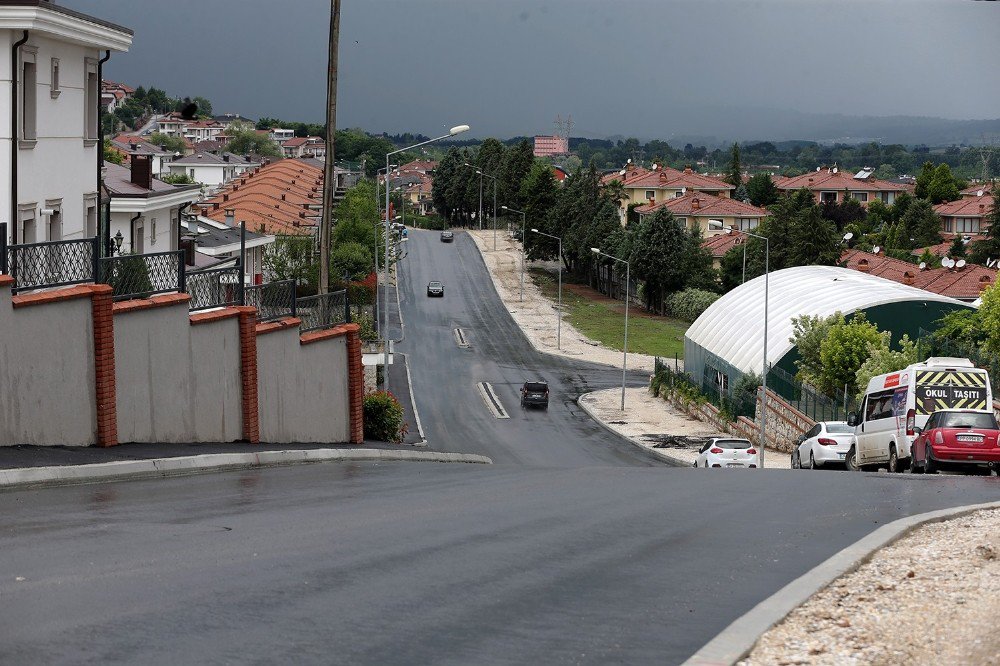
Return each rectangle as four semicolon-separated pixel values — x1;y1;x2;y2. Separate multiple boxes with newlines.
715;439;752;449
524;382;548;392
429;282;441;288
938;412;998;429
825;423;854;434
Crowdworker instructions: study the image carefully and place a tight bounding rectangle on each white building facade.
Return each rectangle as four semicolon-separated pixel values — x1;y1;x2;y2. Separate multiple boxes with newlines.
1;2;133;245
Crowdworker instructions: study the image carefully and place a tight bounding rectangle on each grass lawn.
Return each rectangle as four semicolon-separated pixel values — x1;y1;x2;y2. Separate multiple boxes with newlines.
530;268;688;359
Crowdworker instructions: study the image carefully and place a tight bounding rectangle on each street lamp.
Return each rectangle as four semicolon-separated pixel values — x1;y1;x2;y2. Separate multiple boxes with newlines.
532;229;562;350
710;219;770;467
375;164;397;212
383;124;469;392
591;247;630;411
502;205;526;301
478;170;498;251
462;162;484;232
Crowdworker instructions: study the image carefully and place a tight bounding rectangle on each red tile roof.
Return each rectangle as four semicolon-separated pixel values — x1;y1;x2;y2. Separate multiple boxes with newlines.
200;160;324;236
635;191;767;217
910;236;985;258
934;197;995;218
701;230;747;258
777;168;907;192
619;166;732;192
961;182;994;198
600;164;651;186
398;159;438;173
841;249;995;300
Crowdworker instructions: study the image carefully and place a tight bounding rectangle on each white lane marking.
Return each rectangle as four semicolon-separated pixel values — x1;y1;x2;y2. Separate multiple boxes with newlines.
454;327;469;348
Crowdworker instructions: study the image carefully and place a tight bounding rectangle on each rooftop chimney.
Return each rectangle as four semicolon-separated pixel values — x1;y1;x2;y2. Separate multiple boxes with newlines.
213;202;220;211
281;194;286;201
223;154;230;162
223;194;229;202
858;259;870;273
224;208;235;226
691;197;700;210
980;275;993;292
903;271;914;286
129;142;138;151
130;154;153;190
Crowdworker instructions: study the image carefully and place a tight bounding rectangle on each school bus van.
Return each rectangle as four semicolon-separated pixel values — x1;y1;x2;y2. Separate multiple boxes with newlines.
847;357;992;472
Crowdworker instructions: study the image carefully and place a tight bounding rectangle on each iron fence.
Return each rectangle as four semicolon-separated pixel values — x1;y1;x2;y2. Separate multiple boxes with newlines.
768;365;857;423
0;225;99;294
186;265;243;311
99;250;185;301
296;290;348;332
245;279;297;322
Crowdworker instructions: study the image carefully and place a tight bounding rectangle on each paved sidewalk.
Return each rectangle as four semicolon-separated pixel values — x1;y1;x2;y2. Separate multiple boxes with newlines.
580;387;790;468
465;229;657;372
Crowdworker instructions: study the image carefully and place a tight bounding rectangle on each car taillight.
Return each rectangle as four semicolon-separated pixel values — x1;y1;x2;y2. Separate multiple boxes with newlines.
746;448;757;454
817;438;837;446
710;447;723;454
906;409;915;436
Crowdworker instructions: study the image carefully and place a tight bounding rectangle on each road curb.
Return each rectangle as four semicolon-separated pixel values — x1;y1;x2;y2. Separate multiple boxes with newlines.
0;448;493;491
682;499;1000;666
399;352;428;446
577;392;687;467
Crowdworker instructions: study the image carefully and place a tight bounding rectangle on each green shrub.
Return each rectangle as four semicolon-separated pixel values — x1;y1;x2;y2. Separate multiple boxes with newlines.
665;288;720;322
409;215;446;230
363;390;406;442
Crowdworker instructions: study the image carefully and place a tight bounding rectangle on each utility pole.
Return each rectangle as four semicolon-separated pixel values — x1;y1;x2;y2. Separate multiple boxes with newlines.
318;0;341;295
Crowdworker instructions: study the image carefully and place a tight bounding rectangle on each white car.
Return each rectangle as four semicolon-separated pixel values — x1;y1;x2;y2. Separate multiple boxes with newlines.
694;438;759;468
792;421;856;469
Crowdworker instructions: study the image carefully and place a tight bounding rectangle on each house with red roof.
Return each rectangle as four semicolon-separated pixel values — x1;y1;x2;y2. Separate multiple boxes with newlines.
934;194;995;237
701;230;747;270
603;164;733;224
281;136;326;159
635;192;767;236
776;167;907;206
841;249;995;302
960;182;994;198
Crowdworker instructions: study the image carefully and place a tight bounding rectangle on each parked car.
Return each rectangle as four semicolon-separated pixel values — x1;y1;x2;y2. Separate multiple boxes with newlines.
426;281;444;297
440;230;454;242
909;409;1000;475
694;438;758;468
793;421;856;470
520;381;549;409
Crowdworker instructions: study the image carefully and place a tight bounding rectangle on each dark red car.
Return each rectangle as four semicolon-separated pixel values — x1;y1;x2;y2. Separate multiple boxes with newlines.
910;409;1000;475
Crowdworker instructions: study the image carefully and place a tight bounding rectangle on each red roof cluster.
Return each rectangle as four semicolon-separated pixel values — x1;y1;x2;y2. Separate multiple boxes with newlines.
841;249;995;300
605;165;731;193
961;182;994;198
777;168;907;193
635;191;767;217
934;197;995;219
199;160;324;236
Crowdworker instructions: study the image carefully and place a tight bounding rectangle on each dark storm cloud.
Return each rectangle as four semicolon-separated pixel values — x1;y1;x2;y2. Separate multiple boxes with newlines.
66;0;1000;140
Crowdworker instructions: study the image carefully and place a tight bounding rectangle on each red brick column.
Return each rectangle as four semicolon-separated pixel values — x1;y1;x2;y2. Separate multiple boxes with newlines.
344;323;364;444
235;306;260;444
91;285;118;447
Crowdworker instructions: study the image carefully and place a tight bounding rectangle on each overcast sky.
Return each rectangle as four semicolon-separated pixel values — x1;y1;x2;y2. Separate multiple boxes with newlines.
67;0;1000;140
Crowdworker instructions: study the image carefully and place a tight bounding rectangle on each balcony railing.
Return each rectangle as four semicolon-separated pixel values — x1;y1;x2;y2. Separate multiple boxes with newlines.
0;224;99;294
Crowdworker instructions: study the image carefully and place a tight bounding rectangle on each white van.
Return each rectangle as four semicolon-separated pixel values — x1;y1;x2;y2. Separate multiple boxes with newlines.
848;357;992;472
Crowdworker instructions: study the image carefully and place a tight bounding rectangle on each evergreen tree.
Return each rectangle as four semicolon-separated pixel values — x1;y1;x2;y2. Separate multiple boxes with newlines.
949;235;966;259
788;207;841;267
725;142;742;188
745;173;779;207
900;199;942;248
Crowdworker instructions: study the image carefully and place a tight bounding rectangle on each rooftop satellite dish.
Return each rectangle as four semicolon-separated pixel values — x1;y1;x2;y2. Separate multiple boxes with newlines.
943;257;955;268
844;232;854;241
990;258;998;268
919;262;927;270
627;158;632;164
977;190;984;197
956;259;966;269
873;246;881;254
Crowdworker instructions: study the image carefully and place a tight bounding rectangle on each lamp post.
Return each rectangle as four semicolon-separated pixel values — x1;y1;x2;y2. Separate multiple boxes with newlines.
383;124;470;392
591;247;630;411
502;205;526;301
463;162;483;231
532;229;562;350
375;164;397;212
478;170;498;251
710;220;770;467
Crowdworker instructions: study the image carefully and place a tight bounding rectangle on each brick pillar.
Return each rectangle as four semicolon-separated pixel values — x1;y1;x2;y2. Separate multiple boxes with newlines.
235;306;260;444
91;285;118;447
344;323;364;444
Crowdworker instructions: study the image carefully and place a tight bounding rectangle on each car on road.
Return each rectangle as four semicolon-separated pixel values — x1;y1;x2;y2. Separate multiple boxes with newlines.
909;409;1000;475
427;281;444;297
520;381;549;409
792;421;856;469
694;438;758;468
440;230;454;242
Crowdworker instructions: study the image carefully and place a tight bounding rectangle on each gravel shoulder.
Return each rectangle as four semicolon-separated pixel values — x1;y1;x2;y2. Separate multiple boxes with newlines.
465;229;656;372
740;506;1000;666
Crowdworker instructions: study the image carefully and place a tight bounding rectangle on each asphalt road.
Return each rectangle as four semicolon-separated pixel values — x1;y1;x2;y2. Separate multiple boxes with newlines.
395;229;655;466
4;227;999;664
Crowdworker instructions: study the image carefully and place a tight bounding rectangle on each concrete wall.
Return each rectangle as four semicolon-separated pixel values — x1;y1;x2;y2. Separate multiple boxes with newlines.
257;321;351;444
113;297;243;443
0;278;98;445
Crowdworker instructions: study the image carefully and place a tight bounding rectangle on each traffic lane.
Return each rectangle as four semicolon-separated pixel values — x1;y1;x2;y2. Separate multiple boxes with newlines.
397;229;654;466
2;464;998;664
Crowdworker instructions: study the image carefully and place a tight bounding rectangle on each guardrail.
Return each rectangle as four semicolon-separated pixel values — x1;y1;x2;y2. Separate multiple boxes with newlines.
99;250;185;301
0;223;99;294
296;289;348;332
245;279;297;322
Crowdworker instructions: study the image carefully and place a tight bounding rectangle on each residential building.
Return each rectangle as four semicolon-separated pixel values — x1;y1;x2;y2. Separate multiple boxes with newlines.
180;211;273;284
604;164;733;223
110;134;172;175
701;229;746;271
281;136;325;159
960;182;994;199
155;111;186;137
199;159;323;237
1;1;133;245
212;113;254;128
533;135;568;157
268;128;295;144
635;192;767;236
100;78;133;112
165;151;259;194
397;158;437;174
104;157;200;254
181;119;225;143
841;248;995;302
934;195;995;236
775;167;908;205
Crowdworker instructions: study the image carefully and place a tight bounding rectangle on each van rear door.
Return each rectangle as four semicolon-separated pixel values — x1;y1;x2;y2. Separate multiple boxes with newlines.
914;369;990;415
